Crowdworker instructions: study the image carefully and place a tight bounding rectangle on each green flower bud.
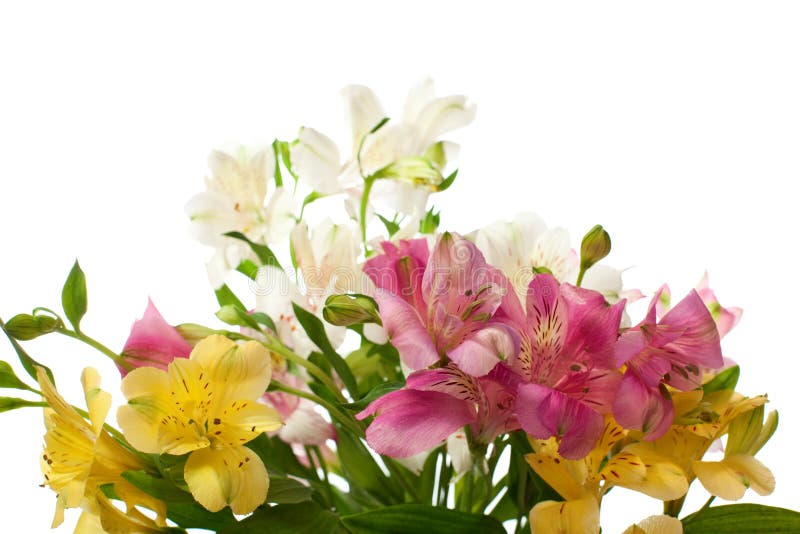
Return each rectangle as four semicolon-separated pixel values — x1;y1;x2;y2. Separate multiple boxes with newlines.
3;313;59;340
580;224;612;272
323;294;381;327
175;323;218;347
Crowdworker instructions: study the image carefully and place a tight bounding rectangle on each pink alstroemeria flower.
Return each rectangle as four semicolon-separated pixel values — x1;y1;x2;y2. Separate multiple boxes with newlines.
613;289;723;440
119;299;192;375
366;232;519;377
363;238;429;317
499;273;625;459
356;364;518;457
695;272;743;338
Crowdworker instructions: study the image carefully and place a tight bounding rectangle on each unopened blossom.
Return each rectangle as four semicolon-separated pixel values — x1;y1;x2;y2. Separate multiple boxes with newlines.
117;335;282;514
119;298;192;375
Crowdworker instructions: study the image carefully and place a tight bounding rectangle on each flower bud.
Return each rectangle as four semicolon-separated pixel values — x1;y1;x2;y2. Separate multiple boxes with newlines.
323;294;381;327
120;299;192;375
580;224;611;271
3;313;59;340
175;323;218;347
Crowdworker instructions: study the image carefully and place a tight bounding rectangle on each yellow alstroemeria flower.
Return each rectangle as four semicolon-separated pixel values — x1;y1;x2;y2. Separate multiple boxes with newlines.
36;366;166;530
644;388;774;503
117;335;283;514
691;403;777;501
525;419;688;534
75;493;164;534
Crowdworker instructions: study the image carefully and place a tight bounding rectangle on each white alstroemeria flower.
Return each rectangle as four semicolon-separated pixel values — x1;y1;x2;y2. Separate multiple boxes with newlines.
290;79;475;221
186;145;296;287
474;213;578;301
474;213;642;320
255;219;372;357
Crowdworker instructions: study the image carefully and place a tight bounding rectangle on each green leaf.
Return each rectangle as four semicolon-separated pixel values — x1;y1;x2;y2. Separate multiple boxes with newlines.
0;318;54;383
221;501;346;534
419;208;440;234
341;504;506;534
236;259;260;280
61;260;88;332
271;139;284;187
3;313;59;340
369;117;391;134
335;424;400;504
376;214;401;237
250;311;277;333
343;381;403;412
224;231;281;269
246;433;311;479
0;396;47;413
703;365;740;394
436;169;458;192
683;504;800;533
0;360;35;391
122;470;237;530
267;477;314;504
292;302;359;399
215;284;246;310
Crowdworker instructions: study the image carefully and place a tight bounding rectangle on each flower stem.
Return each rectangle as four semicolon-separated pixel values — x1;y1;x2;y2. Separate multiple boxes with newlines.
359;175;376;254
260;336;347;403
270;380;363;438
56;328;133;372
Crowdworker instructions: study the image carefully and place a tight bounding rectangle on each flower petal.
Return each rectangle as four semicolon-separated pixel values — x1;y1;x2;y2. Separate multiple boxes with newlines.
374;289;438;370
357;389;475;457
192;336;272;406
613;370;674;440
517;383;604;459
121;299;193;374
185;446;268;515
692;454;775;501
622;515;683;534
448;323;518;377
290;127;341;194
211;401;283;448
529;494;600;534
603;443;688;501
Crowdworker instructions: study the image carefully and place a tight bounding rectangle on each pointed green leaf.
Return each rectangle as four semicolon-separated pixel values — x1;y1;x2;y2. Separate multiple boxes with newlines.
214;284;246;310
61;260;87;332
0;396;48;413
683;504;800;533
0;361;36;392
343;381;404;411
223;231;281;269
436;169;458;192
341;504;506;534
703;365;740;394
419;208;440;234
271;139;284;187
292;302;359;399
376;214;401;237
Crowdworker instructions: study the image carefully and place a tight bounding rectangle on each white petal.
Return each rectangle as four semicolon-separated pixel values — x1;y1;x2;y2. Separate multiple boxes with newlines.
290;127;341;194
447;430;473;476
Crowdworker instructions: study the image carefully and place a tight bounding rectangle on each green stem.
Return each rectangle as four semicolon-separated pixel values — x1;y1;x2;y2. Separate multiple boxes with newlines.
576;267;587;287
260;336;346;403
56;328;133;372
383;457;422;502
481;475;507;513
270;380;363;438
359;176;376;254
311;445;335;508
437;453;451;507
664;494;688;517
460;470;474;512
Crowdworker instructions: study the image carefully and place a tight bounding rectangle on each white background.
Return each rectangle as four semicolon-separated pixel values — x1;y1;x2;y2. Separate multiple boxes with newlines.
1;2;798;532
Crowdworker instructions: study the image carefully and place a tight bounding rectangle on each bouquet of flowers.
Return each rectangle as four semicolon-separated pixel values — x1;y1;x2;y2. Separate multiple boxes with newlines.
1;80;797;534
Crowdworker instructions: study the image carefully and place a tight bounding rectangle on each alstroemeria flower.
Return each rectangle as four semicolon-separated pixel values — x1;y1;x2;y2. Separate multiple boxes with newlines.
621;515;683;534
357;364;518;457
500;273;624;459
692;403;777;501
654;274;743;339
119;299;192;375
255;219;371;357
526;419;689;534
262;368;335;447
117;335;282;514
370;232;518;377
36;366;166;529
613;289;723;440
185;145;296;288
291;79;475;220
